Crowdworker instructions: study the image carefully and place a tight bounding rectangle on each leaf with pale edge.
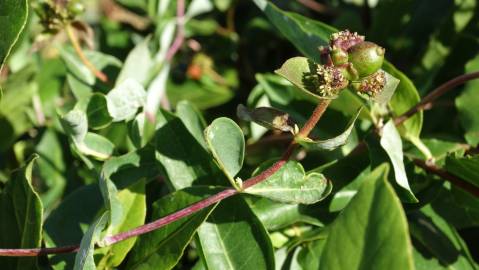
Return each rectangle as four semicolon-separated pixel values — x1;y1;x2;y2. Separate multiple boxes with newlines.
0;0;28;70
245;160;332;204
73;212;108;270
296;106;362;151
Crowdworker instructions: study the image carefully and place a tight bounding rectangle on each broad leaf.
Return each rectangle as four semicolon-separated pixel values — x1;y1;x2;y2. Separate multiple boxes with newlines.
73;212;109;270
176;100;208;149
445;155;479;187
253;0;334;63
372;71;400;104
204;117;245;183
127;187;220;269
0;156;43;270
196;195;275;270
456;55;479;146
296;107;362;151
380;120;418;202
245;160;332;204
155;110;228;189
319;164;414;270
275;57;331;101
0;0;28;70
116;37;152;86
107;78;147;122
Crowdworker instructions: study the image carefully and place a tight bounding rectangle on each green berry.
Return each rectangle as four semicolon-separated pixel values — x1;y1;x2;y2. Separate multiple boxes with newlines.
331;47;348;66
348;41;385;78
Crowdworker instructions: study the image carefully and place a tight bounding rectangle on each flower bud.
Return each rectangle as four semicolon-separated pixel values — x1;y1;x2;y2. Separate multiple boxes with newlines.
315;65;348;97
353;70;386;97
348;41;385;78
330;30;365;51
330;47;348;66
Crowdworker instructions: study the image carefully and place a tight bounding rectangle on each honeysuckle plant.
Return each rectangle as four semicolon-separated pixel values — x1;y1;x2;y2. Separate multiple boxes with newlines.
1;0;479;270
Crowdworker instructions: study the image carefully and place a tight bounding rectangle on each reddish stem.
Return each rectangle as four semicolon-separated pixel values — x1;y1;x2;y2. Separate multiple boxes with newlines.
165;0;185;61
0;100;330;257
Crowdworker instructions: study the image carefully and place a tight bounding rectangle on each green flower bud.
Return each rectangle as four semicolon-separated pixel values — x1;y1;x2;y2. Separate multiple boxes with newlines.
330;30;365;51
68;1;85;16
330;47;348;66
348;41;385;78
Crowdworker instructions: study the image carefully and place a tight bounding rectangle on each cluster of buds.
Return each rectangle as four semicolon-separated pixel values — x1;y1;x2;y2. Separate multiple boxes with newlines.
33;0;85;33
315;30;386;97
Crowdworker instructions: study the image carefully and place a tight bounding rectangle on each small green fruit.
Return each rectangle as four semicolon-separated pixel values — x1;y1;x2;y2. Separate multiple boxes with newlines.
331;47;348;66
348;41;385;78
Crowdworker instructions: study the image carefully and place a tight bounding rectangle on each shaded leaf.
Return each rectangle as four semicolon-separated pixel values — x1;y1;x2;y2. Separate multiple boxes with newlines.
380;120;418;202
176;100;208;149
127;186;220;270
205;117;245;183
296;106;362;151
87;93;112;129
0;156;43;270
319;164;414;270
245;160;332;204
445;154;479;187
196;195;275;270
0;0;28;70
116;37;152;86
73;211;109;270
237;104;296;133
456;55;479;146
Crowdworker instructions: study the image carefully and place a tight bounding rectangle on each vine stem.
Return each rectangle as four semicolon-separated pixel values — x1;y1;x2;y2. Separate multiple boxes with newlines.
394;71;479;126
0;99;331;257
65;24;108;83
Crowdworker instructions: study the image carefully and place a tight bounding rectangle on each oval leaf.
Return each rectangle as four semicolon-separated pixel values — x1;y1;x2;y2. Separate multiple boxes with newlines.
107;78;147;122
0;0;28;70
73;212;109;270
204;117;245;183
245;160;332;204
237;104;296;133
296;106;362;151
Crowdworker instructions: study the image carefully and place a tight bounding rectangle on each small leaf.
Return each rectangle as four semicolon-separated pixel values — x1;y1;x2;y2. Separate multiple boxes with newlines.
380;120;418;202
204;117;245;183
275;57;332;101
372;71;400;104
115;37;152;86
237;104;296;133
73;211;109;270
107;78;147;122
296;106;362;151
0;0;28;70
319;164;414;270
87;93;113;129
0;155;43;270
456;55;479;146
79;132;115;160
61;109;88;144
244;160;332;204
127;186;220;270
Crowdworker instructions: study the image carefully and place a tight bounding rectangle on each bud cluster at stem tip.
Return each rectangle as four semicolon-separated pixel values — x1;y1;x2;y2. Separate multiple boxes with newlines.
315;30;386;97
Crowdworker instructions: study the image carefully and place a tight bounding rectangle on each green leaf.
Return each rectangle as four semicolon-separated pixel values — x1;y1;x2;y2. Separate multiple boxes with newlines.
60;46;121;86
456;55;479;146
61;109;88;144
155;110;228;189
116;37;152;86
0;156;43;270
237;104;296;133
410;205;477;270
44;185;103;270
380;120;418;202
296;106;362;151
445;155;479;187
196;195;275;270
80;132;115;160
204;117;245;184
127;186;220;270
319;164;414;270
245;160;332;204
107;78;147;122
176;100;208;149
73;211;109;270
275;57;331;101
253;0;334;63
245;196;323;230
96;180;146;268
0;0;28;70
383;62;423;140
87;93;113;129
